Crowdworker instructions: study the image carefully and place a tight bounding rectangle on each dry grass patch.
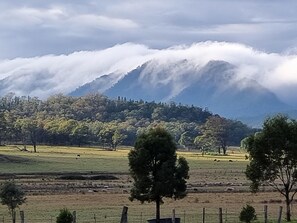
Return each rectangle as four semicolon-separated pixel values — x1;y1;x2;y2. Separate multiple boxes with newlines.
0;192;294;223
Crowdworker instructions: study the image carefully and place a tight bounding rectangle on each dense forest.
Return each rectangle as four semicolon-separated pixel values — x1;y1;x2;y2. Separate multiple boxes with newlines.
0;93;254;154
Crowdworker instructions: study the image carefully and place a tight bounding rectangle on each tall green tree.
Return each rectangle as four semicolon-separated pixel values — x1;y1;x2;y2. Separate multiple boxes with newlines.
71;123;90;147
98;126;115;149
112;129;126;150
128;127;189;223
244;115;297;222
0;181;26;223
15;117;43;152
178;131;194;150
196;115;251;154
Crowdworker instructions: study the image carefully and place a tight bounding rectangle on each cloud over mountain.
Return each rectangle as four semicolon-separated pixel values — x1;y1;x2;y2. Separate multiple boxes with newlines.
1;42;297;108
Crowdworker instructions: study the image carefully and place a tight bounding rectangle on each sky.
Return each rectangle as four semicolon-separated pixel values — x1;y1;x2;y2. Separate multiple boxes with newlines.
1;0;297;58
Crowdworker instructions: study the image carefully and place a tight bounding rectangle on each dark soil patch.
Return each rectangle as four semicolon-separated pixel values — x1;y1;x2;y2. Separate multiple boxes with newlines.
0;154;31;163
58;174;118;180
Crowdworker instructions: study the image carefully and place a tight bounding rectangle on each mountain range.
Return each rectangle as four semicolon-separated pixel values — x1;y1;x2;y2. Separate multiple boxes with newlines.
70;59;293;126
1;42;296;127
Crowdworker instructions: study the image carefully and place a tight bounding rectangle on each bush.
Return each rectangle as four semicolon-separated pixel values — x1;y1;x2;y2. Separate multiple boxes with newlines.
239;205;257;223
56;208;73;223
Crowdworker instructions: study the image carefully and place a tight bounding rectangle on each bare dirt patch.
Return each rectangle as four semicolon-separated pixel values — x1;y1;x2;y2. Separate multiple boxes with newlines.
0;154;30;163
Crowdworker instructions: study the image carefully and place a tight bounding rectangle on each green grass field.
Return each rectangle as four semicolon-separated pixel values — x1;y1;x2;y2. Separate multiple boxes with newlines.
0;145;249;174
0;145;295;223
0;145;130;173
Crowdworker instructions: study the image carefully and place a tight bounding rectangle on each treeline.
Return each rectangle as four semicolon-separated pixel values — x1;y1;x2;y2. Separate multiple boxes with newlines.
0;93;254;153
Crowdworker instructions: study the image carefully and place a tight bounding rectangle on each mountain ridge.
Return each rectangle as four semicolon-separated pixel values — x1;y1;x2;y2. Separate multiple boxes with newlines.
0;53;294;127
69;59;290;126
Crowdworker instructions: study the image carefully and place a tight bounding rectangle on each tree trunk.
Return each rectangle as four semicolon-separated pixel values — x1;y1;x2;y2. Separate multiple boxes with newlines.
156;197;161;223
285;193;291;221
11;210;16;223
33;142;37;153
222;146;227;155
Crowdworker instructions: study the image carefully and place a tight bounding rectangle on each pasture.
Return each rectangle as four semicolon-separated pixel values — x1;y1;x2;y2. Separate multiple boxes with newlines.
0;145;295;222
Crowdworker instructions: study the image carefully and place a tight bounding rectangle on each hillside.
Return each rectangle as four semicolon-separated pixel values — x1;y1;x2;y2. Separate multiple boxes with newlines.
1;43;297;127
0;94;253;150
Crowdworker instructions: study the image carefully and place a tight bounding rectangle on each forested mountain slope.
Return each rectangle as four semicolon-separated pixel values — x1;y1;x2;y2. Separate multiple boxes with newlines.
0;93;254;152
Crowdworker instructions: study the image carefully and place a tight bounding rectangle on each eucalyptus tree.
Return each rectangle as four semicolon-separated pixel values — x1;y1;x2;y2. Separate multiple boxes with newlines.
128;127;189;223
245;115;297;222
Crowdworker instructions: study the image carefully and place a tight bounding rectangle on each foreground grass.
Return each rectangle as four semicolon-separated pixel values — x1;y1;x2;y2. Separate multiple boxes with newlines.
0;192;295;223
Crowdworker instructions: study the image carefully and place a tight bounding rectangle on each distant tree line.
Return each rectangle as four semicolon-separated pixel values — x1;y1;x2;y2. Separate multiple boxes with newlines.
0;93;254;153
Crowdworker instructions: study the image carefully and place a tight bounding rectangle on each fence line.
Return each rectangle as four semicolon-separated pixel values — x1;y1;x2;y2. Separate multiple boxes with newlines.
0;205;289;223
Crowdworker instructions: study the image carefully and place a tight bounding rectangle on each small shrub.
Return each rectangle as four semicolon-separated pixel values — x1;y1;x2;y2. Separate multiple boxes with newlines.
56;208;73;223
239;204;257;223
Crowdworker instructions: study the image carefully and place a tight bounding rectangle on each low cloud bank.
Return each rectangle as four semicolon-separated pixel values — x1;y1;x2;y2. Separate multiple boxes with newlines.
0;42;296;106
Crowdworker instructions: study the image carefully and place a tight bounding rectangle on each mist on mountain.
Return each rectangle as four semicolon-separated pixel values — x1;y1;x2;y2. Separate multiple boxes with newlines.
1;42;297;126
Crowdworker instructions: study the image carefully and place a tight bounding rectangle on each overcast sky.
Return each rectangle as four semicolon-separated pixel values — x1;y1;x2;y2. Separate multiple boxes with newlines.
1;0;297;59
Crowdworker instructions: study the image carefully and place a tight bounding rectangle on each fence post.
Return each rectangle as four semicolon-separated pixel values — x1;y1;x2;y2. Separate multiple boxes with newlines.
202;208;205;223
72;211;76;223
278;206;283;223
172;209;175;223
219;208;223;223
264;205;268;223
94;214;96;223
120;206;128;223
20;210;24;223
225;209;227;223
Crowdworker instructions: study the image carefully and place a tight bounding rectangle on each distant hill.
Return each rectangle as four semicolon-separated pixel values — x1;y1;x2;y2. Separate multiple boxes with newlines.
69;59;290;126
0;42;294;127
70;73;119;97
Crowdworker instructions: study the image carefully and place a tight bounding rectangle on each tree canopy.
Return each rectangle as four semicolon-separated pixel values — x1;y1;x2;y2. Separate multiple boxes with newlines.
0;93;253;150
244;115;297;222
195;116;252;154
128;127;189;222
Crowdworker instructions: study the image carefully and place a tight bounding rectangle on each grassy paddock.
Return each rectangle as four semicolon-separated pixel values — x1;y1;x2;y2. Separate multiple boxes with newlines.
0;192;296;223
0;145;296;222
0;145;248;174
0;145;130;173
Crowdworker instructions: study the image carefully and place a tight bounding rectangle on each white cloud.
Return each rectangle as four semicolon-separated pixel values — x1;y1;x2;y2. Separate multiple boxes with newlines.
0;43;156;98
1;42;297;107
